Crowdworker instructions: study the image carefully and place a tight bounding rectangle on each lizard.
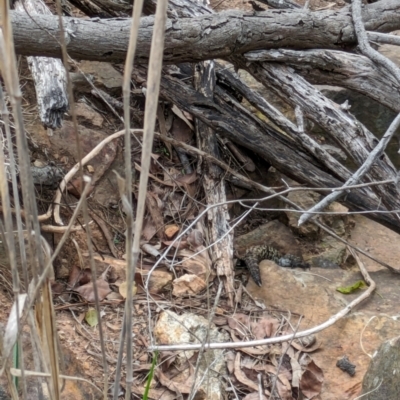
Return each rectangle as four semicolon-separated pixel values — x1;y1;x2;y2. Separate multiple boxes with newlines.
238;245;310;286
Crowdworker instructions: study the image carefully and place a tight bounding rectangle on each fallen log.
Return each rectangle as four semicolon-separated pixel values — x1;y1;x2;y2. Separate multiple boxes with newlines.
7;0;400;64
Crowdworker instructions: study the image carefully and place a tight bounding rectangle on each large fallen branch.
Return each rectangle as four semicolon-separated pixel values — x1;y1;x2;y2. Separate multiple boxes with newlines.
245;49;400;114
7;0;400;63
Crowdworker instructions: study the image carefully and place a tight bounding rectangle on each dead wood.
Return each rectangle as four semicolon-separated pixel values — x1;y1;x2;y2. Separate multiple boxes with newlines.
14;0;68;128
194;60;235;304
234;59;400;211
137;69;400;234
8;0;400;63
67;0;131;18
245;49;400;114
142;0;400;226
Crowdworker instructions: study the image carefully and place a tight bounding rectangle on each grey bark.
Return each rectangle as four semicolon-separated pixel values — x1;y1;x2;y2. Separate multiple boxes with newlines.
245;49;400;114
14;0;68;128
9;0;400;64
195;59;235;305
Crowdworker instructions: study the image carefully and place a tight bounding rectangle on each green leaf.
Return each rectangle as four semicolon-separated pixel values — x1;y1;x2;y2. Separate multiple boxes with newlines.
143;351;158;400
336;280;367;294
85;309;99;327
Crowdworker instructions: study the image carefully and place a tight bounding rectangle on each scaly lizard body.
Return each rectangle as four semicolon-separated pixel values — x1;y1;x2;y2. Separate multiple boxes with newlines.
240;245;309;286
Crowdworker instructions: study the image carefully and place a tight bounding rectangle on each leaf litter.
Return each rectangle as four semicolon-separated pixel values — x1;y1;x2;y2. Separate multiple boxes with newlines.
18;83;327;399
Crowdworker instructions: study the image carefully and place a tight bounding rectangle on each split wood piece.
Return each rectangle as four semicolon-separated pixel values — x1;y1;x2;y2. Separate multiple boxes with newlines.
9;0;400;63
215;66;354;182
14;0;68;128
195;60;235;305
245;49;400;115
218;137;256;173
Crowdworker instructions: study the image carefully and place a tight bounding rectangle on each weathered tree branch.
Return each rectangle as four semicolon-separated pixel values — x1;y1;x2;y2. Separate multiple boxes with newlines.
245;49;400;114
7;0;400;63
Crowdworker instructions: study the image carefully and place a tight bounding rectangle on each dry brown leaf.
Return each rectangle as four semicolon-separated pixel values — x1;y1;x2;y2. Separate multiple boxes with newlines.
75;276;111;302
136;269;173;294
162;240;188;249
212;316;228;326
51;280;64;295
157;369;194;395
146;192;166;241
105;292;123;301
142;217;157;241
163;167;180;186
118;281;137;299
106;322;121;331
225;351;235;374
234;353;271;396
68;265;91;289
172;274;206;296
175;171;198;185
227;314;250;336
276;374;294;400
300;357;324;399
171;112;193;141
157;104;173;157
178;247;211;281
171;105;194;130
160;351;178;370
164;224;180;239
164;193;184;217
251;316;280;339
131;385;175;400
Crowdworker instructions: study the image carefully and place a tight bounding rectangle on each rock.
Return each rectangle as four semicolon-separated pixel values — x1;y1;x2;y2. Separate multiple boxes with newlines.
154;311;229;400
78;61;122;95
361;337;400;399
51;121;118;202
73;102;104;127
285;190;320;238
172;274;207;296
246;233;400;400
309;236;347;268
